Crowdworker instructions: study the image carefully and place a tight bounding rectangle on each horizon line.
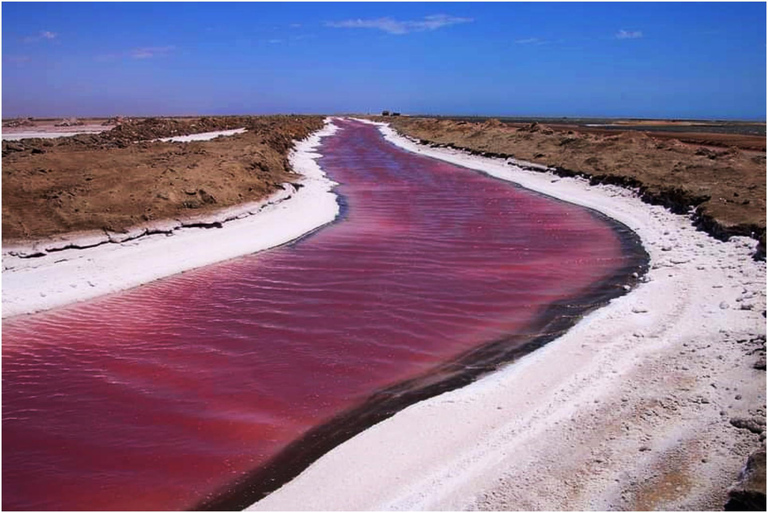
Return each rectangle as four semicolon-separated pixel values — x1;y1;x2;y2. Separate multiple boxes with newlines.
2;112;766;123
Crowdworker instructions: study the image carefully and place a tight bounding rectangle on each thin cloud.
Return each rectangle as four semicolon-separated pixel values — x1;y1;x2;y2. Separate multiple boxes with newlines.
94;46;175;62
23;30;57;43
327;14;473;35
616;29;643;40
515;37;545;45
268;39;283;44
130;46;175;59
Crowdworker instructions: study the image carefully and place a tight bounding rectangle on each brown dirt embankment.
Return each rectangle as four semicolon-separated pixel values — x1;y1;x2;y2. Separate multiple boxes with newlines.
2;116;324;242
505;122;766;152
384;117;766;257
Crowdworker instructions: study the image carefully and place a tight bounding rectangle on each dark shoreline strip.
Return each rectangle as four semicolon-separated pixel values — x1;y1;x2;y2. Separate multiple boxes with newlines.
194;214;649;510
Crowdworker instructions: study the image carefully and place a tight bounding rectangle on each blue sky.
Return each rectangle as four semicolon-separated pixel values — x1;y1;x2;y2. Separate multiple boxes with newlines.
2;2;766;119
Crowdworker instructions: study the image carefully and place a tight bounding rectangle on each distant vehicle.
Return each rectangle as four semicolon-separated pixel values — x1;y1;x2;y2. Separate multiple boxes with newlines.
382;110;390;116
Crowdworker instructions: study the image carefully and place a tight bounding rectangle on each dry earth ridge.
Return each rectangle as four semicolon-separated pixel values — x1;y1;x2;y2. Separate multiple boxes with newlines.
2;116;324;242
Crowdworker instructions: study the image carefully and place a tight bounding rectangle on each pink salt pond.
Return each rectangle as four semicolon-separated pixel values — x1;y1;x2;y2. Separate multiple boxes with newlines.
2;119;646;510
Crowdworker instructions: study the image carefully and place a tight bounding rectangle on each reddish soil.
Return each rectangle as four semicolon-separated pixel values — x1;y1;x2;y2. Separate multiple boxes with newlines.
2;116;324;241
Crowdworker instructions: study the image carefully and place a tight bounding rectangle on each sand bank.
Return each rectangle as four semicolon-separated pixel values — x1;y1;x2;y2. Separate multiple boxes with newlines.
157;128;247;142
2;126;107;140
249;120;765;510
2;126;245;143
2;120;339;318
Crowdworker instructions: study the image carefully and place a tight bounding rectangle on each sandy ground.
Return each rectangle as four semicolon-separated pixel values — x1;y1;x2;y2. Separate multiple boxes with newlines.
514;122;766;152
249;120;766;511
2;116;323;241
2;120;340;318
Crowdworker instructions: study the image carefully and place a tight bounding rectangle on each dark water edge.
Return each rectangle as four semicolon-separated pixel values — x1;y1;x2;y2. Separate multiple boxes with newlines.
194;171;650;510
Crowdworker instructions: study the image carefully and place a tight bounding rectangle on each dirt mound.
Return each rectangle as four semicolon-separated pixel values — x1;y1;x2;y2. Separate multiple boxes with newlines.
482;119;506;129
695;146;742;160
2;116;270;154
55;117;85;127
617;130;652;142
101;116;126;126
518;122;554;135
2;115;324;241
102;116;241;142
3;117;35;128
655;138;691;152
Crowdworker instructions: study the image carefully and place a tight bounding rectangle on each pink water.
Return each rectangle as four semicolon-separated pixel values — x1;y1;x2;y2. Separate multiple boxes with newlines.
3;120;642;510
